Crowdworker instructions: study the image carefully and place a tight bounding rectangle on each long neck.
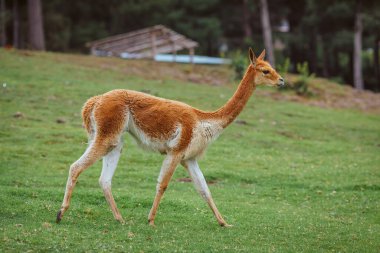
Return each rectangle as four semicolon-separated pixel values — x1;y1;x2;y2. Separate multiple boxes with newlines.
215;66;256;128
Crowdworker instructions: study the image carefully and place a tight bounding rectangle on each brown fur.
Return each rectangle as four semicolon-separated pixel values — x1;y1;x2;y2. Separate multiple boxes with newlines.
81;95;99;136
57;48;283;226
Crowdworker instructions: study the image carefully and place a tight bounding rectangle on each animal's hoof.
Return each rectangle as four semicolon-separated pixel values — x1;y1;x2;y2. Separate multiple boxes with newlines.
116;217;125;224
56;210;62;223
221;223;233;228
148;220;155;227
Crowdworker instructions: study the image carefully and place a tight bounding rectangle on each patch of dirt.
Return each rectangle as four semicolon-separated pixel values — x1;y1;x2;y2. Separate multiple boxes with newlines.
277;130;304;140
235;119;249;125
177;177;218;185
13;112;24;118
56;118;66;124
177;178;192;183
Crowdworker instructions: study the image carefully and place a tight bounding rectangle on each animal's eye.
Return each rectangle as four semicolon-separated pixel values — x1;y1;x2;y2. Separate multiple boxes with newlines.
262;70;270;74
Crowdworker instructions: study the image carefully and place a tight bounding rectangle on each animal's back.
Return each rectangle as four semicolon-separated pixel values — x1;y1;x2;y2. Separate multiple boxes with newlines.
81;89;199;152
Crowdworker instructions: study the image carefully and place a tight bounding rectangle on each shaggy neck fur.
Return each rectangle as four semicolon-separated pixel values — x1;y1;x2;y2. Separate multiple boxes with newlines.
214;65;256;128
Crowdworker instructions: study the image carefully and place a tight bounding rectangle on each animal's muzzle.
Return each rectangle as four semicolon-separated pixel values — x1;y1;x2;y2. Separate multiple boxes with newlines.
278;77;285;87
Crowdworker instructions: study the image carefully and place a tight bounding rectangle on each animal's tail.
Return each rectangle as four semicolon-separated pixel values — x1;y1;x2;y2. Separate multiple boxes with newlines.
81;95;100;137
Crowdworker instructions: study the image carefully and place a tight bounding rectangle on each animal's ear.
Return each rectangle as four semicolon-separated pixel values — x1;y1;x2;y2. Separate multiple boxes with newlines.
258;49;266;60
249;48;256;66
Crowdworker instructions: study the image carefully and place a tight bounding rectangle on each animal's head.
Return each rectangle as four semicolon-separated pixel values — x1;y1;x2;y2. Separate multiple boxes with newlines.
249;48;284;87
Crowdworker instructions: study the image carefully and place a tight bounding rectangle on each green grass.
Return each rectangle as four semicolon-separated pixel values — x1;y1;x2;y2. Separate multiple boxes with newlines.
1;49;379;252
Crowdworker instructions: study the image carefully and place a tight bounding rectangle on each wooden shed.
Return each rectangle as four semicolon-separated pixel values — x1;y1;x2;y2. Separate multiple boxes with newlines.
86;25;198;61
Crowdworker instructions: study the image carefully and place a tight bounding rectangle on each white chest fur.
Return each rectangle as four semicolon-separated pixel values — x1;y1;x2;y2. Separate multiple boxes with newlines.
184;120;223;159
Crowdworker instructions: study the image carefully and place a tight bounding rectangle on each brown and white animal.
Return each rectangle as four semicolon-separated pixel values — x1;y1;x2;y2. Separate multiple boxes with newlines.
56;48;284;227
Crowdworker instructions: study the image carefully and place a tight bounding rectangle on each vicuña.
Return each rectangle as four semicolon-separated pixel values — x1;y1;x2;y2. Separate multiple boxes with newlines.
56;48;284;227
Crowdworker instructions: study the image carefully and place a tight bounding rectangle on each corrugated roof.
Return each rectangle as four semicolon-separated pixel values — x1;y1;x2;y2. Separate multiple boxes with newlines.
86;25;198;58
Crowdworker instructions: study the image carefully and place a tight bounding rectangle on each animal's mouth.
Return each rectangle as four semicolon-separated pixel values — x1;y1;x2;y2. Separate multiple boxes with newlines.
277;79;285;87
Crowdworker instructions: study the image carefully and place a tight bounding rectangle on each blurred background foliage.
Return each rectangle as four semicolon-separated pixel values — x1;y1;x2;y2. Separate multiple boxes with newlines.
1;0;379;91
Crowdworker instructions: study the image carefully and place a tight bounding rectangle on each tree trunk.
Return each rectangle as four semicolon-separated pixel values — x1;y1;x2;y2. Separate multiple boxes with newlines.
0;0;6;46
259;0;275;66
348;51;354;86
322;40;329;77
309;30;318;74
332;49;340;76
353;0;364;90
13;0;19;48
28;0;45;50
242;0;252;38
374;37;379;91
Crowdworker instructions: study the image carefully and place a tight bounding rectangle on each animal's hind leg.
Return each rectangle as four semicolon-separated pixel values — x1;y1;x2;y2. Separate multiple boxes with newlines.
99;139;124;223
56;138;109;223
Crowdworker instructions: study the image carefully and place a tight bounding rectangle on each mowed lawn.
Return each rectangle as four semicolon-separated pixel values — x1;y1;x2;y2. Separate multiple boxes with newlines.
0;49;379;252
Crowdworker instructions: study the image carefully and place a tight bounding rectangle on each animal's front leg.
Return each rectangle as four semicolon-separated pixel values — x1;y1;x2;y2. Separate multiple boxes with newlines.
182;159;231;227
148;153;182;226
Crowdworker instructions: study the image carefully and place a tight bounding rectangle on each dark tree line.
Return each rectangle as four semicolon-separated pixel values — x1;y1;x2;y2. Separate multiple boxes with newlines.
0;0;379;91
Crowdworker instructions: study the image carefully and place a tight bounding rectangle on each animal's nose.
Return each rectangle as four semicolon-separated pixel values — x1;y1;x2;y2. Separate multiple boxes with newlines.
278;77;285;87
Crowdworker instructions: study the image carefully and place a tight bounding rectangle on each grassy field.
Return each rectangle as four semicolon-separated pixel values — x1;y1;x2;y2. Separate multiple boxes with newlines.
1;49;379;252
